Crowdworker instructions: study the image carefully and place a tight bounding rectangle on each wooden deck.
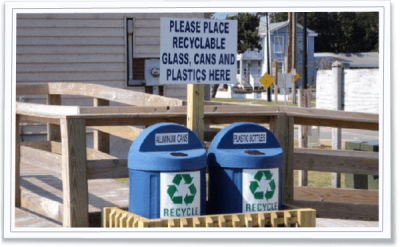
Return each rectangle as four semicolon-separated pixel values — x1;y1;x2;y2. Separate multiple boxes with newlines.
15;208;61;228
18;161;129;227
16;162;379;228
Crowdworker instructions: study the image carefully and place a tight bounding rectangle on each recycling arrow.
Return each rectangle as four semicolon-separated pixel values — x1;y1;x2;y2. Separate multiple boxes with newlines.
182;174;193;184
167;173;197;205
167;184;182;204
249;169;276;200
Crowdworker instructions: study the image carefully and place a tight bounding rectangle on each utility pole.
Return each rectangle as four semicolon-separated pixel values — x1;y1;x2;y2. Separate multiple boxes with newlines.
288;12;297;104
297;12;310;187
303;12;307;90
265;12;272;101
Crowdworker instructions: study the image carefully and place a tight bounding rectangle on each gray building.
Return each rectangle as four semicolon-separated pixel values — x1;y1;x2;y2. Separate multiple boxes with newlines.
313;52;379;70
16;13;210;147
16;12;207;106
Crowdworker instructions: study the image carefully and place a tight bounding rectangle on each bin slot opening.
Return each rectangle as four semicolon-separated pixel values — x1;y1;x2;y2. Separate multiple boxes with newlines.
170;152;188;157
244;150;265;155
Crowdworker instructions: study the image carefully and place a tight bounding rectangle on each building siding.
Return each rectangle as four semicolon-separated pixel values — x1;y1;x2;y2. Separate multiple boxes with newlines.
16;12;205;102
264;23;317;86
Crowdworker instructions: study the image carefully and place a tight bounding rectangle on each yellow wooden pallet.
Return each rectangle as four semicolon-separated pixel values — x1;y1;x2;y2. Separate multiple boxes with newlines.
102;205;316;228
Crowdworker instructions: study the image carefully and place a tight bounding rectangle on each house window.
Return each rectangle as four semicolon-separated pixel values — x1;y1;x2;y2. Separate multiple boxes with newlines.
274;36;284;54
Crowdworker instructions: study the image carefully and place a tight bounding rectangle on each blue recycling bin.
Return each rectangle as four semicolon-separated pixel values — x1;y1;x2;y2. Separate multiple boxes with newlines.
128;123;207;219
208;122;284;215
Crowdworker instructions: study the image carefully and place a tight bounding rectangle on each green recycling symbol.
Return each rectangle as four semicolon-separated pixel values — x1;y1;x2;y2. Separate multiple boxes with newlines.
167;173;197;205
249;170;276;200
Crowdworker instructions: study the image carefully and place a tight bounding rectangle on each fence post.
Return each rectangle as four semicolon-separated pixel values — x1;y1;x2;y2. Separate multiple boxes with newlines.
331;61;344;188
61;118;89;227
270;114;294;204
47;94;61;141
93;98;110;154
15;114;21;208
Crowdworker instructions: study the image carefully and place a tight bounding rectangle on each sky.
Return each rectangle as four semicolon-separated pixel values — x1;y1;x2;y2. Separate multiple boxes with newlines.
213;12;259;19
212;12;238;19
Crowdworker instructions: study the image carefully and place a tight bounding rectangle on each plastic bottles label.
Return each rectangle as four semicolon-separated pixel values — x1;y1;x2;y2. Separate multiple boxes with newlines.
233;132;267;144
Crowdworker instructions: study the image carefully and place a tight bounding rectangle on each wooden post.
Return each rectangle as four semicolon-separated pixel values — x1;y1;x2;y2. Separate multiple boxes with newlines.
47;94;61;141
187;84;204;143
331;61;344;188
274;61;279;105
61;118;89;227
15;114;21;208
93;98;110;154
298;209;316;227
270;114;294;204
297;88;310;186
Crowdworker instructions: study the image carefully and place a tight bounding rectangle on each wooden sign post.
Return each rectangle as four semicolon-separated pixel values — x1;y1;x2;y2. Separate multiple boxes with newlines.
187;84;204;142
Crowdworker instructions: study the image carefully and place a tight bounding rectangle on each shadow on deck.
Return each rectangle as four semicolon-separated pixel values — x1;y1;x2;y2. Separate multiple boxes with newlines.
18;162;128;227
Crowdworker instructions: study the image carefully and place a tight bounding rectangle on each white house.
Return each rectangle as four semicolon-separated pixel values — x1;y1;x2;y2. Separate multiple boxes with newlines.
236;49;263;90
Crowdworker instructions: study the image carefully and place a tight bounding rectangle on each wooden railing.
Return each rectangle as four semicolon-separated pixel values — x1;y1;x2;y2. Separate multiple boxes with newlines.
16;83;379;227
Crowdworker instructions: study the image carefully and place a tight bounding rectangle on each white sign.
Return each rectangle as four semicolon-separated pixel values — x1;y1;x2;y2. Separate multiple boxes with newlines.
242;168;279;213
160;18;238;84
155;132;189;146
233;132;267;144
278;73;293;90
160;171;201;218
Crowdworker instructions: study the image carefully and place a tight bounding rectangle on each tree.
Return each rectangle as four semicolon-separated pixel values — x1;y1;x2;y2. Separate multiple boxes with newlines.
271;12;287;23
204;13;215;19
226;13;262;53
356;12;379;52
269;12;379;53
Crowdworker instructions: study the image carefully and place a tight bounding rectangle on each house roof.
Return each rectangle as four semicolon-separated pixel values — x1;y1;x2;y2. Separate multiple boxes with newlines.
314;52;379;68
259;20;318;37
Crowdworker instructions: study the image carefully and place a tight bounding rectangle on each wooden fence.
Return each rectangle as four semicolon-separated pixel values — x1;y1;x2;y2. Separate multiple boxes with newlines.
15;83;379;227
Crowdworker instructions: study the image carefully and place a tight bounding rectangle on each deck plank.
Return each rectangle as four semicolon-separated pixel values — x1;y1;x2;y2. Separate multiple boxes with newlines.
16;161;378;228
17;161;128;227
15;208;62;228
